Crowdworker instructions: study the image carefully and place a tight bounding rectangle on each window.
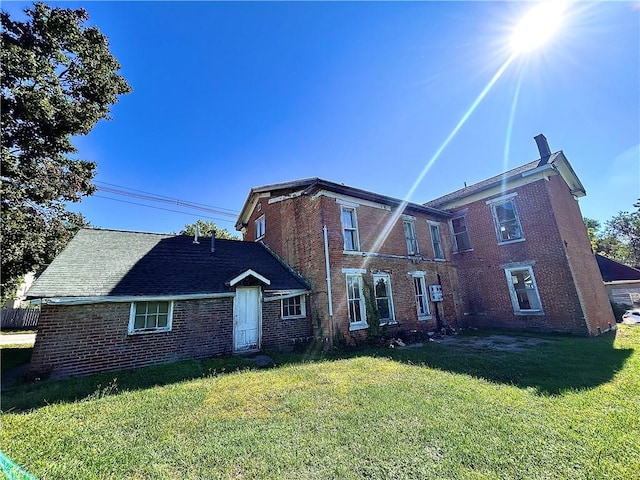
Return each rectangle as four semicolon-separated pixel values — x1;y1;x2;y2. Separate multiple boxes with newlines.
412;274;430;319
505;267;543;314
492;199;523;243
255;215;265;240
346;274;367;328
451;215;472;252
282;295;306;319
373;274;395;324
341;206;360;251
430;223;445;260
129;301;173;334
403;219;419;255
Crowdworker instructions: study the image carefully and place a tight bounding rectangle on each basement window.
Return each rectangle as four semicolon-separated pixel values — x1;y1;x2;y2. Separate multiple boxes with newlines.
282;295;306;319
129;301;173;334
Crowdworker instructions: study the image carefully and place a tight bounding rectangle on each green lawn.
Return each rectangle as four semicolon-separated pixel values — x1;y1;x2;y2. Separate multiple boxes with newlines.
1;326;639;479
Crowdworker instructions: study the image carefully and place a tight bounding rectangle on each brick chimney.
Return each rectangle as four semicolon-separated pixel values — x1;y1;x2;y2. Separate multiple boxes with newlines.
534;134;552;165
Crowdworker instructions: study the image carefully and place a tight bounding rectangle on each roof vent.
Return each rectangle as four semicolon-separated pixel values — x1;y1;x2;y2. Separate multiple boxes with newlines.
211;234;216;253
193;225;200;244
534;133;552;165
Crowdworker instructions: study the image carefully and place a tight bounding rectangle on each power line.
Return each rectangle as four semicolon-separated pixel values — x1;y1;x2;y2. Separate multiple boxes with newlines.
94;181;239;217
93;195;237;224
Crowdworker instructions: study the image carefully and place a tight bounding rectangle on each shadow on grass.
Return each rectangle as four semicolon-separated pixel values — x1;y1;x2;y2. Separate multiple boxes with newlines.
2;328;635;412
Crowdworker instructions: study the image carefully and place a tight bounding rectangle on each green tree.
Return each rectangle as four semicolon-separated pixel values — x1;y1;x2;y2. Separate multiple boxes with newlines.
583;217;601;252
1;3;131;299
180;220;239;240
603;200;640;267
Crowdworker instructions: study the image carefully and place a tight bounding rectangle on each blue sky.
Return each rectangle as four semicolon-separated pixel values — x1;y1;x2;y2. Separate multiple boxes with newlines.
5;1;640;234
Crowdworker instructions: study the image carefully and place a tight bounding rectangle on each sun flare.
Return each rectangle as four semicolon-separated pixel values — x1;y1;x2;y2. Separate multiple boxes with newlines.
511;2;566;54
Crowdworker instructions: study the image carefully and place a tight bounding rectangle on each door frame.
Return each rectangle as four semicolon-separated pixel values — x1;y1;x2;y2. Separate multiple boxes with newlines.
233;286;262;352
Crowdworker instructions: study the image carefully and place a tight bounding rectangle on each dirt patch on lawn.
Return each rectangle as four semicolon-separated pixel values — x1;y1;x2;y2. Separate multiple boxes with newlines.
435;334;551;353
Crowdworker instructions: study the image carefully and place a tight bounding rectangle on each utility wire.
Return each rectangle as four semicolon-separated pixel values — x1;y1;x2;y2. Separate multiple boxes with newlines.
94;181;239;217
93;195;236;224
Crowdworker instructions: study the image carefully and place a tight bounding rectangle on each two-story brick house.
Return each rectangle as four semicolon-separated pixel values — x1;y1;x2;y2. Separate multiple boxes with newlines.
235;179;463;344
236;135;615;341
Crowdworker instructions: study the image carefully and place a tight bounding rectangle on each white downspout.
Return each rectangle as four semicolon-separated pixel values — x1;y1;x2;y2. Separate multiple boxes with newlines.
323;225;334;340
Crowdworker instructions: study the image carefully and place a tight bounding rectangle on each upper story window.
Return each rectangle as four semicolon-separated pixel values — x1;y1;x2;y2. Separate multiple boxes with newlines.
346;274;367;329
129;301;173;334
282;295;306;319
373;273;395;324
504;266;543;314
255;215;265;240
451;215;472;252
403;219;419;255
429;222;445;260
491;199;523;243
341;206;360;251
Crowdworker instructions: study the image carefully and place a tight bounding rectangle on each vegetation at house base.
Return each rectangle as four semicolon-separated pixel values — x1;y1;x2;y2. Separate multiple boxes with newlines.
585;199;640;267
0;2;131;300
180;220;239;240
1;326;638;479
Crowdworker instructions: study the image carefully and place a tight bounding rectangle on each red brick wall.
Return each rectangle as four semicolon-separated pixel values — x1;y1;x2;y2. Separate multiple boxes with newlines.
451;176;612;334
546;175;616;333
29;295;311;379
243;191;462;343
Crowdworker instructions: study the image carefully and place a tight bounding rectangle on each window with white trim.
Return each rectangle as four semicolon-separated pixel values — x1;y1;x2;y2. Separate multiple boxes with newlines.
451;215;472;252
403;219;419;255
492;199;523;243
412;274;430;319
341;206;360;251
373;273;395;324
129;301;173;334
346;274;367;327
430;223;444;260
505;267;543;313
281;295;306;319
255;215;265;240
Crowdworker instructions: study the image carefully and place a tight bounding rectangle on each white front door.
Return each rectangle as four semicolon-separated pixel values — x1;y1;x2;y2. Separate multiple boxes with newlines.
233;287;261;352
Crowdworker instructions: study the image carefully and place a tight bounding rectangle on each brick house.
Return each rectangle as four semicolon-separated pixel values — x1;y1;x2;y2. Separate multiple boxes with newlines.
26;229;311;378
236;135;615;340
235;179;462;344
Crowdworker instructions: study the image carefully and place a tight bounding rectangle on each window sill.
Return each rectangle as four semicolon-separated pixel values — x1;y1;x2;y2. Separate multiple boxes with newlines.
128;327;172;336
281;315;306;320
433;258;446;262
514;310;545;316
349;321;369;331
255;235;265;242
453;249;474;254
498;237;525;246
343;250;363;255
379;320;398;326
417;315;433;322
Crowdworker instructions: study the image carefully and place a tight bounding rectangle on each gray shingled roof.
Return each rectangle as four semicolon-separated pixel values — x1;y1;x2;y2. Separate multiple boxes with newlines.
27;229;309;298
424;153;561;208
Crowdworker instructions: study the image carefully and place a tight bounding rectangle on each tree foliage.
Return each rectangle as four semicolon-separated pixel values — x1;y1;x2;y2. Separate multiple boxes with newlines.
180;220;239;240
584;200;640;267
1;3;131;298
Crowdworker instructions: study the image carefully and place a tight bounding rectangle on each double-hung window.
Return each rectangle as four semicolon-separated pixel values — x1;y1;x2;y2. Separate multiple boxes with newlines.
129;301;173;334
429;222;445;260
373;273;395;324
341;206;360;251
451;215;472;252
505;266;543;314
412;273;430;319
491;198;523;243
403;219;419;255
282;295;306;319
346;274;367;328
255;215;265;240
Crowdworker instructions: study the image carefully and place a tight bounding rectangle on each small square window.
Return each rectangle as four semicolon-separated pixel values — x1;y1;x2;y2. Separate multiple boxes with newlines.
282;295;306;319
129;301;173;334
